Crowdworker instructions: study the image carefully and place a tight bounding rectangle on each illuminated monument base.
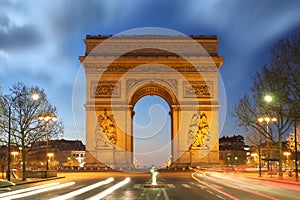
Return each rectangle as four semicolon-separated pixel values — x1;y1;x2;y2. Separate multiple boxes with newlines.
80;33;223;169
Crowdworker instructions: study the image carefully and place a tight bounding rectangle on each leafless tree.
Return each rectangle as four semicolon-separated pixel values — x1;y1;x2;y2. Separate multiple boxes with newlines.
233;33;300;179
0;83;64;180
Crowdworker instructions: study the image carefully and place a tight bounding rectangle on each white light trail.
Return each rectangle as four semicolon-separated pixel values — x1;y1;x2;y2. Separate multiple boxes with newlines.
0;182;60;198
49;177;114;200
0;182;75;200
86;177;131;200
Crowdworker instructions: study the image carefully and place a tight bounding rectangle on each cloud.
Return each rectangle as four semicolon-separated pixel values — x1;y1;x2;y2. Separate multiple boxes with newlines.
0;24;42;50
0;14;9;28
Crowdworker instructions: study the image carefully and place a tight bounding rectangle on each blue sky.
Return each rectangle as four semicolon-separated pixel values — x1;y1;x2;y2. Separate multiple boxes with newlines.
1;0;300;145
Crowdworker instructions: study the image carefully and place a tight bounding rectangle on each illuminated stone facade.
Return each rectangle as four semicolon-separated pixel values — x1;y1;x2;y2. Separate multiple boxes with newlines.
80;34;223;168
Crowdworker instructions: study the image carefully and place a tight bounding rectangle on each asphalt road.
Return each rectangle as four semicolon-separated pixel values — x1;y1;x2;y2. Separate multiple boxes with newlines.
0;171;299;199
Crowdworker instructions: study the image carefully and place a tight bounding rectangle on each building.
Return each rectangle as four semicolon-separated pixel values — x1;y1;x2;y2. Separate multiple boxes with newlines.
27;139;86;169
219;135;247;165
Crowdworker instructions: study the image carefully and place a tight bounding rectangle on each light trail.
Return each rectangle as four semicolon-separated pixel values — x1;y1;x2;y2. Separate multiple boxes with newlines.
0;182;75;200
0;182;60;198
198;172;279;200
191;172;240;200
49;177;114;200
86;177;131;200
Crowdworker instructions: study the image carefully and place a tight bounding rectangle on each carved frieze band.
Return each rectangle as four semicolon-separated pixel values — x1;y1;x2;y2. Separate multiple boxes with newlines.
183;81;212;98
83;64;218;73
91;81;120;98
127;79;177;95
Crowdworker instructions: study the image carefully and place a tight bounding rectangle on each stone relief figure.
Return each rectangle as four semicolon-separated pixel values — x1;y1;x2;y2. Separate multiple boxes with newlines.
187;112;210;148
95;129;112;149
95;111;117;148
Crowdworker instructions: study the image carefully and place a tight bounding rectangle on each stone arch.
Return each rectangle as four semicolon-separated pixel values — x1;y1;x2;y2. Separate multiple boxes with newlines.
81;34;223;170
129;83;178;108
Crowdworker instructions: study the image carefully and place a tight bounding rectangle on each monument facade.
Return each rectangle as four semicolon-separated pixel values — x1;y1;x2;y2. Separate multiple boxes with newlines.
79;34;224;169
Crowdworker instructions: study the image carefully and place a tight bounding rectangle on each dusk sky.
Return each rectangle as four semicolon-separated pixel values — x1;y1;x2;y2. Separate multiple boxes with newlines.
1;0;300;146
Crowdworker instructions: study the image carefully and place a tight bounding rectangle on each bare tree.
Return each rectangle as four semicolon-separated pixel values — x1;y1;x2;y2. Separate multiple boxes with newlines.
0;83;64;180
233;33;300;179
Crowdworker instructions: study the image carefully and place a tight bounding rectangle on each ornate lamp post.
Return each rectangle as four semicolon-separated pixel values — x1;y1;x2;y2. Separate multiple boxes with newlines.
283;151;291;168
38;115;57;170
258;116;277;173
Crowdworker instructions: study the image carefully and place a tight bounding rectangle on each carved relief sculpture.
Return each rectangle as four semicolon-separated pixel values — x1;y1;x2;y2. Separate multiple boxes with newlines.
95;111;117;149
183;81;212;98
187;112;210;148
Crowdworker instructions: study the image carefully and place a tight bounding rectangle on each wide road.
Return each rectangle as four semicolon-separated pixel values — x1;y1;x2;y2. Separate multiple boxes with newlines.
0;170;299;199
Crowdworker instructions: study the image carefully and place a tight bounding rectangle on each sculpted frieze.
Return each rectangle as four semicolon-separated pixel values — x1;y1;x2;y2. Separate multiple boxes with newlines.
183;81;212;98
91;81;120;98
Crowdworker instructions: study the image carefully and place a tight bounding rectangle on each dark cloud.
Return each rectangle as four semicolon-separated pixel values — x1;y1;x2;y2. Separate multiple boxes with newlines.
0;24;42;50
47;0;106;37
0;14;9;27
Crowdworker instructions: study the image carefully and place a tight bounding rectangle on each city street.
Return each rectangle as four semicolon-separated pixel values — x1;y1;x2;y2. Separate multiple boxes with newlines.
0;170;300;199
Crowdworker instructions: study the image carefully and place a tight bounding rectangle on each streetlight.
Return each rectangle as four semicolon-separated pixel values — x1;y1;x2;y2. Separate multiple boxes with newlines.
258;116;276;173
1;93;39;181
294;118;299;182
39;115;57;170
11;151;19;162
47;153;54;169
264;95;273;103
283;152;291;168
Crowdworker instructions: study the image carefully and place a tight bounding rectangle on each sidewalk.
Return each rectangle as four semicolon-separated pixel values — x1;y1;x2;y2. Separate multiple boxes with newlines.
230;171;300;185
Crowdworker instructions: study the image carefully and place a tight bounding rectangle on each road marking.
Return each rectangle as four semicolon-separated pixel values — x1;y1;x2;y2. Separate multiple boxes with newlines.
86;177;131;200
133;184;141;188
49;177;114;200
216;194;226;200
0;188;11;191
0;182;60;198
181;184;191;188
167;184;175;188
206;190;214;194
162;188;170;200
0;182;75;200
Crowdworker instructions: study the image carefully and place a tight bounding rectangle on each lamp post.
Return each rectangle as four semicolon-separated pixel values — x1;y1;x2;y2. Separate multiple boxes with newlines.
294;120;299;181
283;152;291;168
38;116;57;170
258;116;276;173
1;93;39;181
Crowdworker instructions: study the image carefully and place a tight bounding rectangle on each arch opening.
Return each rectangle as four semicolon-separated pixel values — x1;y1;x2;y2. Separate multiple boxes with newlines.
133;95;171;169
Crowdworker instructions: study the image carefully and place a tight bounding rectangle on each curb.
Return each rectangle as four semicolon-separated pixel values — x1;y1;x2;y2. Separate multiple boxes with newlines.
245;176;300;186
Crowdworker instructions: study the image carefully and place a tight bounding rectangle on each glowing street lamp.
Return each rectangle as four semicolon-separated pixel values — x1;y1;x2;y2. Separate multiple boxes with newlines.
258;116;276;173
283;152;291;163
39;115;57;170
11;151;19;161
264;95;273;103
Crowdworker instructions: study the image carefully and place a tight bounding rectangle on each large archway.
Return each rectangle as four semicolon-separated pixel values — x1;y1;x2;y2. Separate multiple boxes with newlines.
133;95;171;168
80;32;224;170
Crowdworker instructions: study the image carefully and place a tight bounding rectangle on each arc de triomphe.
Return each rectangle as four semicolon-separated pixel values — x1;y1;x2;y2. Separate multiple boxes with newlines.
79;34;223;169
